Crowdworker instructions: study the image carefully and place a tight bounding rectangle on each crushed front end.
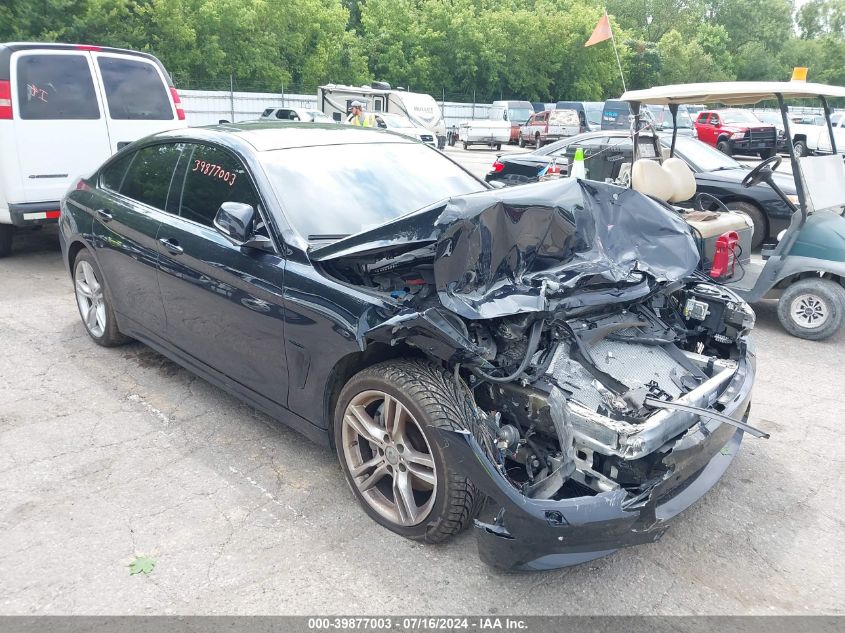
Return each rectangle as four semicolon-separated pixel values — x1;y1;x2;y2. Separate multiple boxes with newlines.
313;178;764;570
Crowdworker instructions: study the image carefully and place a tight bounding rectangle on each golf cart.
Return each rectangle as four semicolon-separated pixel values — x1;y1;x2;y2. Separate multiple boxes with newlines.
621;82;845;341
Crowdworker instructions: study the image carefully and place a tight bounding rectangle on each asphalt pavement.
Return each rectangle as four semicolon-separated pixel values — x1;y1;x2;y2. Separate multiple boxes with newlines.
0;149;842;615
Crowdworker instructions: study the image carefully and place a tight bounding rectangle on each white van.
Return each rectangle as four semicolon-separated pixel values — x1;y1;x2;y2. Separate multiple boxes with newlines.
0;42;184;256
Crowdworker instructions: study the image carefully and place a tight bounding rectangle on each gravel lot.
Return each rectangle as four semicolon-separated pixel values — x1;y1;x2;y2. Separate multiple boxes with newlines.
1;147;843;615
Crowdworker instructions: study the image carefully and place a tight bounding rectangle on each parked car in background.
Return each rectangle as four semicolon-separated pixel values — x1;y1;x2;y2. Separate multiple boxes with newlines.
600;99;656;131
555;100;603;132
646;105;698;137
59;122;758;570
458;116;509;150
0;41;183;257
486;131;797;248
788;111;845;156
518;108;581;148
370;112;437;148
260;107;334;123
751;111;787;152
489;100;534;143
693;109;777;158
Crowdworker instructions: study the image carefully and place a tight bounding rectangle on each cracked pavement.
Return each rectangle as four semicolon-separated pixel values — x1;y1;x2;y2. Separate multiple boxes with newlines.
1;209;843;615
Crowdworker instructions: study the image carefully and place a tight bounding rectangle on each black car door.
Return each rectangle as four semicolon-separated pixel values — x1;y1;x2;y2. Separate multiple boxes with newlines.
92;143;184;333
156;142;289;405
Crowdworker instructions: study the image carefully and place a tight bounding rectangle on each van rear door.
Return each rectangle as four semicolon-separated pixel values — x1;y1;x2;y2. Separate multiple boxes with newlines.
10;49;111;204
91;52;179;153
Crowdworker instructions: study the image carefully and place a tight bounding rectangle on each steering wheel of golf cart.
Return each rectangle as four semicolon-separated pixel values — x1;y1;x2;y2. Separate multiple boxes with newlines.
742;154;782;188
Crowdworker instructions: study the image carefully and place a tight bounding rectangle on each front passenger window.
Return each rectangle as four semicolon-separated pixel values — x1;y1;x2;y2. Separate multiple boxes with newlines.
179;145;259;228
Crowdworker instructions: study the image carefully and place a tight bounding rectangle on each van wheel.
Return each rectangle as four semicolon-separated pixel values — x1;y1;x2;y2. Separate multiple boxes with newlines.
73;250;130;346
716;139;733;156
726;201;766;250
0;225;13;258
794;140;808;157
778;278;845;341
334;359;484;543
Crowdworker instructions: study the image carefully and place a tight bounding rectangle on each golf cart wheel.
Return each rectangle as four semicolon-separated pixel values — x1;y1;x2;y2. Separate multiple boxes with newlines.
0;224;13;258
794;140;808;157
758;148;776;159
727;201;767;250
518;134;526;148
73;250;130;347
334;359;484;543
716;139;733;156
777;278;845;341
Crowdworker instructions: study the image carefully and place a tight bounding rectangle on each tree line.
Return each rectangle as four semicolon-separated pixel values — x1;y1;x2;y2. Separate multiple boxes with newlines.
2;0;844;101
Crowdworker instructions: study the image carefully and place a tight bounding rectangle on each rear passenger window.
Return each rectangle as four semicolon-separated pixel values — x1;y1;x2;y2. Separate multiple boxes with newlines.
97;56;173;120
178;145;258;227
16;54;99;120
119;144;184;209
100;152;135;192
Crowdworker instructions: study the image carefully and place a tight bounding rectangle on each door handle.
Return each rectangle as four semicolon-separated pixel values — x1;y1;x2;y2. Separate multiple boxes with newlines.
158;237;184;255
96;209;113;222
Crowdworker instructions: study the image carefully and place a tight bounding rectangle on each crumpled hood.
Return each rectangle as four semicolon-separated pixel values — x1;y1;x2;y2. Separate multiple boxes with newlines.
432;178;699;318
313;178;700;319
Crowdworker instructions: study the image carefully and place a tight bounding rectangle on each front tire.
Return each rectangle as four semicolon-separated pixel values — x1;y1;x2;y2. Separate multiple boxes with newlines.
535;134;542;149
716;139;733;156
727;201;767;250
518;134;526;148
73;250;130;347
462;141;468;150
794;140;808;157
0;224;13;258
777;278;845;341
334;359;483;543
759;148;776;159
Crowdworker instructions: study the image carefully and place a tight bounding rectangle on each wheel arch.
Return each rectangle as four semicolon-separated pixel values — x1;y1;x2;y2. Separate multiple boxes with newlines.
323;340;425;449
66;238;90;277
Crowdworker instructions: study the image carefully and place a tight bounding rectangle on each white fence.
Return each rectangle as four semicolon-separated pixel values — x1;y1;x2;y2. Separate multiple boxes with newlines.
180;89;493;128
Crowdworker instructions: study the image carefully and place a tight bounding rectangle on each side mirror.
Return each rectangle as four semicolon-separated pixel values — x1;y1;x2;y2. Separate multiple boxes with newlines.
214;202;256;245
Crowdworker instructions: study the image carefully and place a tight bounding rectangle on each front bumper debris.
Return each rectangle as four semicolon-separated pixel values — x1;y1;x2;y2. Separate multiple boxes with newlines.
435;353;754;571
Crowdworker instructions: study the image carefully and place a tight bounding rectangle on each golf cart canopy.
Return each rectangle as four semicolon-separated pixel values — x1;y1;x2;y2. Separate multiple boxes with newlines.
621;81;845;106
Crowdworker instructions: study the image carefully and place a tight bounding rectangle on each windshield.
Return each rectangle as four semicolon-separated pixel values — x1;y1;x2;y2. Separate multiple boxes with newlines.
755;112;783;127
260;142;484;241
585;104;602;126
721;110;762;124
508;107;533;124
672;136;742;172
379;113;413;128
647;105;693;129
308;111;333;123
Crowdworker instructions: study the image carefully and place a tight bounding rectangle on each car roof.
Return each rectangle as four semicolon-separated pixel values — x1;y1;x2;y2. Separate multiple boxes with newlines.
149;121;413;152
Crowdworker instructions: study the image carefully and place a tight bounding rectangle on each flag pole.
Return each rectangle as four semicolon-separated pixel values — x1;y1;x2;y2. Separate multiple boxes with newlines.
606;9;627;93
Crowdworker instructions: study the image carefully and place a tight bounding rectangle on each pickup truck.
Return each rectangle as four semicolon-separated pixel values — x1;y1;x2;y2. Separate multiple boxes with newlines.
518;108;581;148
788;112;845;156
458;118;510;150
693;109;778;158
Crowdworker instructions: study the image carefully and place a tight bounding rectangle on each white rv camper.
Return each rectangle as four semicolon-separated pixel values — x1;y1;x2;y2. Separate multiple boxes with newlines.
318;82;447;148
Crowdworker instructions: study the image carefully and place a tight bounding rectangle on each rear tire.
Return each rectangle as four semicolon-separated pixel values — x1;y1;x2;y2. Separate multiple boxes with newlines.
334;359;484;544
716;139;733;156
777;278;845;341
73;250;130;347
726;201;767;250
0;224;13;258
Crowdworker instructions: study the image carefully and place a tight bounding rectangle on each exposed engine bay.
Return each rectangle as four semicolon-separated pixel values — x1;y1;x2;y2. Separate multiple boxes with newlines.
313;178;761;503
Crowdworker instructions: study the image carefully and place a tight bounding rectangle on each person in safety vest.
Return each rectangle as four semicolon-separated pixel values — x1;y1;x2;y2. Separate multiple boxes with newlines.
347;100;375;127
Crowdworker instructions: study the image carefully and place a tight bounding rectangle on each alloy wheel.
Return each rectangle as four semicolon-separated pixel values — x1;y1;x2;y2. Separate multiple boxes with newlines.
75;260;107;338
341;390;437;527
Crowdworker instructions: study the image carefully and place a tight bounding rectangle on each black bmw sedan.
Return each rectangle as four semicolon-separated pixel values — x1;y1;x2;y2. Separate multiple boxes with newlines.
487;131;798;249
59;123;761;570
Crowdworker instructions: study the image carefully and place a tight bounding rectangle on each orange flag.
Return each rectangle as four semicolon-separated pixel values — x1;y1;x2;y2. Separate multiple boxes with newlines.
585;12;612;47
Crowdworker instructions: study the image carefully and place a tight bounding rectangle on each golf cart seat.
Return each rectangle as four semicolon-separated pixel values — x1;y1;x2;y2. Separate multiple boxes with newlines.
631;157;696;203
